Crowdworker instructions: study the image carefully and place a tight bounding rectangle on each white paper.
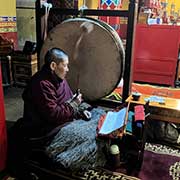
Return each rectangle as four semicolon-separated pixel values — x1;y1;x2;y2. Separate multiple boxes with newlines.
99;107;127;135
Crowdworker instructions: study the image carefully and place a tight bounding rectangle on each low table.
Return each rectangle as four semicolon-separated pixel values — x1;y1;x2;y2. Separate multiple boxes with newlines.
126;94;180;123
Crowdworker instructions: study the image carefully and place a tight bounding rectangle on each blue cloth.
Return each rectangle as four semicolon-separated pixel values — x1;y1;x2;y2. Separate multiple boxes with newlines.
126;111;134;133
144;96;165;103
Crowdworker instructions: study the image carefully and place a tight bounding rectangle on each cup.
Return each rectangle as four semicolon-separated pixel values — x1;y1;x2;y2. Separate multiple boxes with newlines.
109;144;120;168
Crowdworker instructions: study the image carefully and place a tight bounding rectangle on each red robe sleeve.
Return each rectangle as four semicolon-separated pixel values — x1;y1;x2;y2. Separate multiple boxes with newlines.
33;80;74;126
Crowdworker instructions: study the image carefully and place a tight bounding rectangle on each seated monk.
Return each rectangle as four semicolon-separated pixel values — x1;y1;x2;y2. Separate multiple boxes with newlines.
7;48;96;178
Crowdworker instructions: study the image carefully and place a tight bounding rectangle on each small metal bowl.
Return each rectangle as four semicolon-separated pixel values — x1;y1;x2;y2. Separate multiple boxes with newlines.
132;92;141;101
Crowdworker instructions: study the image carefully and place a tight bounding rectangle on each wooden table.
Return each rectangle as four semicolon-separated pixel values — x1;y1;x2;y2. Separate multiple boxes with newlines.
126;94;180;123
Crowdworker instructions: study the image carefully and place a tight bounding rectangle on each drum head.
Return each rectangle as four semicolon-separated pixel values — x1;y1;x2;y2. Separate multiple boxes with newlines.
40;18;125;101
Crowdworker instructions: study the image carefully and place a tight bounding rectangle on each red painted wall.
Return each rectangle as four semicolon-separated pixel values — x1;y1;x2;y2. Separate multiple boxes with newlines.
133;24;180;87
0;32;18;50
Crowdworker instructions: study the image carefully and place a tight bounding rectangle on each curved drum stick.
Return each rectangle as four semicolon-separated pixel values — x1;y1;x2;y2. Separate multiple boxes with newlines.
73;22;94;61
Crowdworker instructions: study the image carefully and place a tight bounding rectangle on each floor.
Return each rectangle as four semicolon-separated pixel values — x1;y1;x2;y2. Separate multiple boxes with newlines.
1;86;24;179
3;86;24;128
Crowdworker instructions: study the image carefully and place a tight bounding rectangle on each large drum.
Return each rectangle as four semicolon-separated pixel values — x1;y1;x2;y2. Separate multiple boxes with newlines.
40;17;125;101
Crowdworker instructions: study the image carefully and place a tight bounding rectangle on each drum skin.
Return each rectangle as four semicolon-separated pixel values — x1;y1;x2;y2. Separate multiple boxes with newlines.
40;18;125;101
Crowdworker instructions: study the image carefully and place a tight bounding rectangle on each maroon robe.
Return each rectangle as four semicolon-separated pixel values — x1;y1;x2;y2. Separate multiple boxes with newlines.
22;65;74;138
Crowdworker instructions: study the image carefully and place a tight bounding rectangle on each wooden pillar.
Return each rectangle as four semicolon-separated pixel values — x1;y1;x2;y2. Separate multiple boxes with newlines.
35;0;42;70
122;0;138;102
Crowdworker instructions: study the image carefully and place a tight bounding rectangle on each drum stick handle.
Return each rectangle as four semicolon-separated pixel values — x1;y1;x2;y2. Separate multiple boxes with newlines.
73;33;84;60
76;72;80;89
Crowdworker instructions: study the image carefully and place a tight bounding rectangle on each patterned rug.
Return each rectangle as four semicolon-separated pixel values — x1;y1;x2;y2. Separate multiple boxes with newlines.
53;143;180;180
74;168;140;180
2;143;180;180
138;143;180;180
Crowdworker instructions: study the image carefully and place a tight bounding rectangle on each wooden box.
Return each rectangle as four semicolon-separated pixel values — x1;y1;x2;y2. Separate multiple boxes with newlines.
11;51;37;62
11;51;38;86
12;60;38;87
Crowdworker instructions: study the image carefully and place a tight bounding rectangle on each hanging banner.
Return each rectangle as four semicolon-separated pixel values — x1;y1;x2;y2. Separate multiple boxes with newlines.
100;0;122;9
99;0;123;36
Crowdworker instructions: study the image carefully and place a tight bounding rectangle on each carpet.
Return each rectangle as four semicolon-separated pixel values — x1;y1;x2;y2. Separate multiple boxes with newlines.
2;143;180;180
138;143;180;180
74;168;140;180
59;143;180;180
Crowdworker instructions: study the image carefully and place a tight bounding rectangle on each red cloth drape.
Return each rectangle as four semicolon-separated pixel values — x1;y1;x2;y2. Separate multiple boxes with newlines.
0;62;7;171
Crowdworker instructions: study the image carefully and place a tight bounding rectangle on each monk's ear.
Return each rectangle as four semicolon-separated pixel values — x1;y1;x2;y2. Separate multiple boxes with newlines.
50;61;57;71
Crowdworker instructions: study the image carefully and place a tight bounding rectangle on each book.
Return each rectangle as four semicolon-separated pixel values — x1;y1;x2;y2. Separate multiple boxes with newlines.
99;107;127;135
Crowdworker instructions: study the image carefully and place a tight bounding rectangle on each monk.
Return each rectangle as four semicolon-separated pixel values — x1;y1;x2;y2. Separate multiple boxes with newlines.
22;47;82;138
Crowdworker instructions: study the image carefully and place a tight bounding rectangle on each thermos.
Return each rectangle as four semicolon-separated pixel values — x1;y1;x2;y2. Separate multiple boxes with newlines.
109;144;120;169
133;120;144;141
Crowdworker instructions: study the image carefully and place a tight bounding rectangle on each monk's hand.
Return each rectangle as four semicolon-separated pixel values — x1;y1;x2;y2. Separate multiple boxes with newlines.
66;90;82;115
73;93;82;106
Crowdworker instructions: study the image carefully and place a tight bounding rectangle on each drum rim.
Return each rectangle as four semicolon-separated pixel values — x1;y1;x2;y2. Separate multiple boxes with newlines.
40;17;125;101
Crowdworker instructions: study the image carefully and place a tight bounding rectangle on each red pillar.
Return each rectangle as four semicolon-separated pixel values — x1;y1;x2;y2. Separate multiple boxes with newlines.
0;62;7;171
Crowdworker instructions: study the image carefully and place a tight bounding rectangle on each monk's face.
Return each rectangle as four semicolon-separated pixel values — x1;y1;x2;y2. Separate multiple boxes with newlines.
51;57;69;79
